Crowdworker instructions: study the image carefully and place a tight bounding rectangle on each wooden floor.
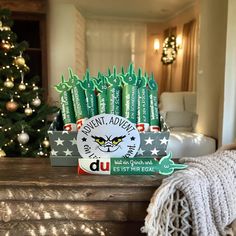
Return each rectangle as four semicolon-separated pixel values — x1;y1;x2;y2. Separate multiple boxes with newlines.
0;158;164;236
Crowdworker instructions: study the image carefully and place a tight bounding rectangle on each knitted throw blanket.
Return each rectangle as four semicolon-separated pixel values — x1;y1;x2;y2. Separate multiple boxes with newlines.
141;150;236;236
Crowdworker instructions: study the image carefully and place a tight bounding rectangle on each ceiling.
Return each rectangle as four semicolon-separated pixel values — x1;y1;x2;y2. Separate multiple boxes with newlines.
75;0;196;22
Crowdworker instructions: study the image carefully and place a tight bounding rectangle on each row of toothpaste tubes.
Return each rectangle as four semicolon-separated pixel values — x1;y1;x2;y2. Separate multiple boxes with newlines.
55;64;160;132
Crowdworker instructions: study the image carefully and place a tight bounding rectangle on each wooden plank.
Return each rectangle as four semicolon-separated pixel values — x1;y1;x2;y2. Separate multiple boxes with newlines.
0;220;144;236
0;186;156;202
0;0;46;14
0;201;148;222
0;158;164;188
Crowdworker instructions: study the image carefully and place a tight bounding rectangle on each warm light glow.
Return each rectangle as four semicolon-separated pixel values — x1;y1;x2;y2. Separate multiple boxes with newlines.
154;38;160;52
176;35;182;49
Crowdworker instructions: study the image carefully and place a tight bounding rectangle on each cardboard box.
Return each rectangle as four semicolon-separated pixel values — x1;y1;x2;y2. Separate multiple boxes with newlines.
48;113;169;166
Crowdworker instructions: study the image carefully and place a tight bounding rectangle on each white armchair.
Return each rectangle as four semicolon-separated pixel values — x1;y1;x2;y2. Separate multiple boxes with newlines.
160;92;216;158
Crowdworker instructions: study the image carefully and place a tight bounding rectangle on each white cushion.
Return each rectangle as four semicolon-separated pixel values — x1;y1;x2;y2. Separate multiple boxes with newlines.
167;131;216;158
170;127;193;132
165;111;195;131
160;92;184;112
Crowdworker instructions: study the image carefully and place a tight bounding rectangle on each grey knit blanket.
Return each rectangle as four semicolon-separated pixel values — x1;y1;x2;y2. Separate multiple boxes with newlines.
141;150;236;236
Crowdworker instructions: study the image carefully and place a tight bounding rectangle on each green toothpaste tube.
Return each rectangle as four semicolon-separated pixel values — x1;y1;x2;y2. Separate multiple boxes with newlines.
107;67;122;116
122;64;138;124
107;68;112;77
54;75;76;131
149;73;160;132
136;69;150;132
68;68;88;130
78;153;187;176
94;75;108;114
81;70;98;118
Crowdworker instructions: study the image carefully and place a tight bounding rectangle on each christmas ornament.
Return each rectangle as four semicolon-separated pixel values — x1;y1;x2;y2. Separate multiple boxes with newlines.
3;26;10;31
6;99;18;112
24;65;30;72
24;103;33;116
4;78;14;88
1;41;11;51
33;86;39;91
17;131;29;144
19;82;26;91
42;138;50;148
14;54;25;67
0;148;6;157
19;72;26;91
32;97;41;107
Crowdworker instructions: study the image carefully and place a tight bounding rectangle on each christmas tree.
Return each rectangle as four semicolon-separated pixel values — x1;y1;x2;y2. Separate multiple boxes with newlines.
0;9;58;157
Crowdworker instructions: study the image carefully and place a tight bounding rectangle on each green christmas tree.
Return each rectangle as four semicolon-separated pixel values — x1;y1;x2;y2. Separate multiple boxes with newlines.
0;9;58;157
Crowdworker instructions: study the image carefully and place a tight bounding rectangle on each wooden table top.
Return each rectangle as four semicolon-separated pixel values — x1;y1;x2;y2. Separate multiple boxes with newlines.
0;158;164;188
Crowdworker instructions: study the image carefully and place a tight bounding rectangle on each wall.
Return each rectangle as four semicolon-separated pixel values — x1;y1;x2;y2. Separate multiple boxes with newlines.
196;0;228;141
46;2;199;102
75;10;86;77
47;0;86;105
145;23;162;91
146;4;199;93
220;0;236;145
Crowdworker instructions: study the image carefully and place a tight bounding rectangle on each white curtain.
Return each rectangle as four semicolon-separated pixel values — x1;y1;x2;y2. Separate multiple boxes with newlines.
86;20;147;76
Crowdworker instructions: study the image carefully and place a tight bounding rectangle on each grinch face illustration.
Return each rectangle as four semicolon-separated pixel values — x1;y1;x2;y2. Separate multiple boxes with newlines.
77;114;140;158
91;135;126;153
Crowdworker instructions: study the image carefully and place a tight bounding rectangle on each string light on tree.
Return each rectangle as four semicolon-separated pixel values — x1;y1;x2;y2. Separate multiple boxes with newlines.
0;21;10;31
37;144;44;157
0;9;58;157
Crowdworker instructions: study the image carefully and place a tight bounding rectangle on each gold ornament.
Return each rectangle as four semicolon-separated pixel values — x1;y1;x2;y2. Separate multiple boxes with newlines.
14;56;25;67
6;99;18;112
24;104;33;116
0;22;10;31
18;82;26;91
0;148;6;157
24;64;30;72
2;26;11;31
42;138;50;148
4;78;14;88
33;86;39;91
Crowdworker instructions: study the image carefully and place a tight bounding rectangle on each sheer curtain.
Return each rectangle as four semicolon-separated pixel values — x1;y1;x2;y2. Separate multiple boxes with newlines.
86;20;147;75
181;19;197;91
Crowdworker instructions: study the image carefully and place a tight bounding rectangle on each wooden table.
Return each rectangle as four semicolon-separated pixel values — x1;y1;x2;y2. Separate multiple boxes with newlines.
0;158;164;236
